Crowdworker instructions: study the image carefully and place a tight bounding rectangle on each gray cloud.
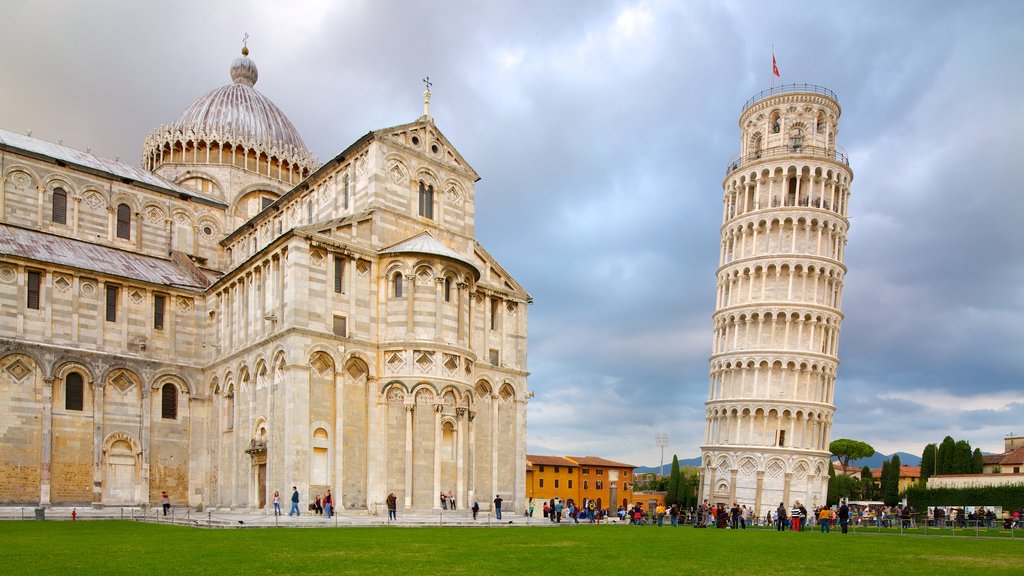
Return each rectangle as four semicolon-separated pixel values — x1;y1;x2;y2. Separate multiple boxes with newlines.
1;0;1020;463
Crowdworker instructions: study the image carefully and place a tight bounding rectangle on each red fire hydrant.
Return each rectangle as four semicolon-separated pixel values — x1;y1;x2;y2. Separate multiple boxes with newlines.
71;509;77;521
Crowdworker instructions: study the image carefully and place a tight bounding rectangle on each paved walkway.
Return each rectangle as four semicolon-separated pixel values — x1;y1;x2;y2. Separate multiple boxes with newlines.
0;506;615;528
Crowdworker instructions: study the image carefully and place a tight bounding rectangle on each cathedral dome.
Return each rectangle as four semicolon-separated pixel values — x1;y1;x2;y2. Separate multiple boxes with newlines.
170;53;309;154
143;47;318;184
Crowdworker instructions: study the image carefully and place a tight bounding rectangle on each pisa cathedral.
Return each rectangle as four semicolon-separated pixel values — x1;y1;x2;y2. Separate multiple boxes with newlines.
701;85;852;514
0;47;530;511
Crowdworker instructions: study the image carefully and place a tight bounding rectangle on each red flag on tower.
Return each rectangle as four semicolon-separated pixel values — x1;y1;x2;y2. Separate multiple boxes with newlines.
772;53;780;77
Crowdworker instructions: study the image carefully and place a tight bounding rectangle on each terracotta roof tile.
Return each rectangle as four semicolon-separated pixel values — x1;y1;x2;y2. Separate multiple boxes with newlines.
526;455;577;467
568;456;636;468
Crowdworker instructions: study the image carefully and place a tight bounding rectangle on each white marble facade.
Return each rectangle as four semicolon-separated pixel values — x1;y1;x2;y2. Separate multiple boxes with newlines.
701;85;853;516
0;48;529;512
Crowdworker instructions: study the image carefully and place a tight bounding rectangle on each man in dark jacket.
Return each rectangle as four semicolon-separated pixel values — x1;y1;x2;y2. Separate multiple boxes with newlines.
838;499;850;533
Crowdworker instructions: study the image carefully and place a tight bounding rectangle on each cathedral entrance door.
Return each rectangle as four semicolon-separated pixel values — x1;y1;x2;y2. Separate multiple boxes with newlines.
105;440;136;503
257;463;267;508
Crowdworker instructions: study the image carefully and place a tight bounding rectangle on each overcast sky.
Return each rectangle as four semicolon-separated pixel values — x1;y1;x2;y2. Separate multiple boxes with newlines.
2;0;1021;466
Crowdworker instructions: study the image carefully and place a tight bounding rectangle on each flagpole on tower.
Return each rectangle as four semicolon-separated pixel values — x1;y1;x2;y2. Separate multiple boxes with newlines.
771;44;780;89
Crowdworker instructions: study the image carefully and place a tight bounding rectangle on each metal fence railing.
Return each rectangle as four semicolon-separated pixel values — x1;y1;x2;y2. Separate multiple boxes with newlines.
742;84;839;113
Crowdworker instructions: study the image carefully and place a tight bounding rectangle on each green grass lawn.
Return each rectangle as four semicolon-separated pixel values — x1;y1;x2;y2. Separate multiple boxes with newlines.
2;521;1020;575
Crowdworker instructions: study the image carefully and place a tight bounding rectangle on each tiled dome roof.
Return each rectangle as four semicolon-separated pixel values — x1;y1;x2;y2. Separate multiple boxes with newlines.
170;52;310;155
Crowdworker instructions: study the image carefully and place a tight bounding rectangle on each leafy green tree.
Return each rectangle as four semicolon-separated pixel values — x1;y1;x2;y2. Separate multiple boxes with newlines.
666;455;681;506
829;438;875;472
920;443;937;482
971;448;984;474
937;436;956;474
830;474;861;505
952;440;973;474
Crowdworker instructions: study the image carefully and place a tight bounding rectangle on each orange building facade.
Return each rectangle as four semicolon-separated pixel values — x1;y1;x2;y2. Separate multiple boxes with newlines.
525;455;635;511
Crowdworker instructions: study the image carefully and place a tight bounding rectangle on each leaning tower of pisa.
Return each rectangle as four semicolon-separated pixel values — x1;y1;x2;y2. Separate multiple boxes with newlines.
700;85;853;516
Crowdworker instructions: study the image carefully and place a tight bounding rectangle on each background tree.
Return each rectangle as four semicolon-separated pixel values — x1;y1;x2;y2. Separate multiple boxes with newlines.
680;467;700;508
829;438;875;472
879;460;890;502
972;448;984;474
666;455;681;506
882;454;902;506
860;466;877;500
937;436;956;474
827;460;838;505
952;440;973;474
920;443;937;483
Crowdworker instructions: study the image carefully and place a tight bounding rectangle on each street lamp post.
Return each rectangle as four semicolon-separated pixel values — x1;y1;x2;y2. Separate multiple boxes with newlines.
656;433;669;477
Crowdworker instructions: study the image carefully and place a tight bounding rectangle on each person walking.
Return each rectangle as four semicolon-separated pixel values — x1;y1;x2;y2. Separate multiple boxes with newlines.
289;486;300;516
472;497;480;520
838;499;850;534
386;492;398;521
323;489;333;519
776;502;787;531
819;506;832;533
161;491;170;516
273;490;281;516
493;494;503;520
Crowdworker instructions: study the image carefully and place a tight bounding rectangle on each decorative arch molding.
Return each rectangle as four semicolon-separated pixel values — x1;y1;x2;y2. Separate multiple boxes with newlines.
42;174;75;192
382;380;409;402
411;381;440;398
383;259;409;278
50;359;93;384
413;167;440;188
2;163;40;186
0;348;48;377
97;366;143;393
150;373;192;396
498;382;516;403
110;192;140;213
102;431;142;455
232;182;288;206
303;343;342;369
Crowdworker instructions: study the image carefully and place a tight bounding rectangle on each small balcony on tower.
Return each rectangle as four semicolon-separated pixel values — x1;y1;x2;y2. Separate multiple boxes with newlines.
726;145;848;177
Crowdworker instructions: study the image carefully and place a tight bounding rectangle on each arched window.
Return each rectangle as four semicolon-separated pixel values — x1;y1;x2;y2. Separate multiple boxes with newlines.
312;427;329;485
161;383;177;419
770;111;781;134
443;277;452;302
418;181;434;219
65;372;84;411
225;385;235;430
816;113;826;133
393;272;403;298
750;134;763;160
52;188;67;224
116;203;131;240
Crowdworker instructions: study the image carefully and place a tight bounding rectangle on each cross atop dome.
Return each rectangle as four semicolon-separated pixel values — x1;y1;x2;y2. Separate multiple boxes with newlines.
422;76;432;120
232;34;258;87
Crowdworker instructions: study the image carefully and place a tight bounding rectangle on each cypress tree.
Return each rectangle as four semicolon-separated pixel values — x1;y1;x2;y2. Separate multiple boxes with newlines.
827;460;838;506
920;443;937;482
937;436;955;474
972;448;984;474
860;465;875;500
879;460;890;503
666;455;681;506
952;440;972;474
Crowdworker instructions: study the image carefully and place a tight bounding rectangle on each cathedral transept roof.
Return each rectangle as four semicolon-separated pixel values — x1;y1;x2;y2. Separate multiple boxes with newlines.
0;223;218;290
